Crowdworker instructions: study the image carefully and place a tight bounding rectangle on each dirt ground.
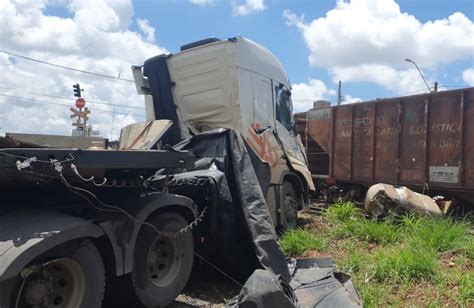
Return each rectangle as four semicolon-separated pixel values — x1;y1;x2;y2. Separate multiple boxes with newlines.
168;275;239;307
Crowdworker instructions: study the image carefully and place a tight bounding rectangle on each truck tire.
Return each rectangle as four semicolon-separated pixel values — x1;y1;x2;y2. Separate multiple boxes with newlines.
132;212;194;307
0;239;105;308
280;181;298;230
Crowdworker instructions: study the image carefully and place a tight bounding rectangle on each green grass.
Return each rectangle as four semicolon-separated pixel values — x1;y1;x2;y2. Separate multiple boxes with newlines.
355;281;392;307
323;200;363;223
287;200;474;307
400;215;470;253
279;228;327;256
458;271;474;304
374;246;438;281
338;251;365;274
354;218;400;244
325;203;400;244
463;239;474;260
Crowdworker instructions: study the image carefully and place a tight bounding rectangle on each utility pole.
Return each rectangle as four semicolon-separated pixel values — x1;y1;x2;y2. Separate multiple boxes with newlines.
337;80;342;105
434;81;438;92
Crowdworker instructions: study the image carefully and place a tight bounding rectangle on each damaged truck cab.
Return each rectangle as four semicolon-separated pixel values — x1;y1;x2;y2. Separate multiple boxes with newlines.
132;36;315;228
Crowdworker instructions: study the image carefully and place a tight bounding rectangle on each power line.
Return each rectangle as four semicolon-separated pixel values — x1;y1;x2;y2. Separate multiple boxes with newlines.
0;49;135;82
292;98;319;102
0;87;145;111
438;85;469;89
0;93;146;117
395;87;429;97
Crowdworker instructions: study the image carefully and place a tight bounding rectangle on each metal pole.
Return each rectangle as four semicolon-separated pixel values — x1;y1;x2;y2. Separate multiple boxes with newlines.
405;58;432;92
337;80;342;105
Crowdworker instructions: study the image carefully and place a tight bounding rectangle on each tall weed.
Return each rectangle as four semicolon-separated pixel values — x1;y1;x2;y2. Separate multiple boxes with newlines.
323;201;362;223
403;217;469;253
374;247;438;282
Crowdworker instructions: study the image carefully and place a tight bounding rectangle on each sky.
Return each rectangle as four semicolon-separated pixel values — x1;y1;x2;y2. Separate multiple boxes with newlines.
0;0;473;139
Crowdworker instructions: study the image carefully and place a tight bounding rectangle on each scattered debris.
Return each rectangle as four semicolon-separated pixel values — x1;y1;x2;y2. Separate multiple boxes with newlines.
365;183;444;217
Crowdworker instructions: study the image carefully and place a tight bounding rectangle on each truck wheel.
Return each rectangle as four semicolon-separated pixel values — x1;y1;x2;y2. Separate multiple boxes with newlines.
280;181;298;230
132;212;194;307
0;240;105;308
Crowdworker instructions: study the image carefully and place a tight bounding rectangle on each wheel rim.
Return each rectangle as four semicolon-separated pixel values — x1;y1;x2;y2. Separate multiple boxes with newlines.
20;258;85;308
146;234;182;287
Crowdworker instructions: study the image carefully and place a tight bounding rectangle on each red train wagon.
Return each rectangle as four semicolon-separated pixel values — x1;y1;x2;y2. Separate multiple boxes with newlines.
298;87;474;205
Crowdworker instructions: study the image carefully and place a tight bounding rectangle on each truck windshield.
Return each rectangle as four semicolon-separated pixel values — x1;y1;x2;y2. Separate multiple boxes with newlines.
275;86;294;131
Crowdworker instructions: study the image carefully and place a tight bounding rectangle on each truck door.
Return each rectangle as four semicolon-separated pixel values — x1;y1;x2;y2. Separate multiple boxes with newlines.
273;84;307;164
245;74;282;167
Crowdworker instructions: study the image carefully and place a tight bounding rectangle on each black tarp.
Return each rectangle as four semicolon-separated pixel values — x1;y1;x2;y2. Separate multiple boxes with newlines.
148;129;361;307
228;258;361;307
149;128;290;281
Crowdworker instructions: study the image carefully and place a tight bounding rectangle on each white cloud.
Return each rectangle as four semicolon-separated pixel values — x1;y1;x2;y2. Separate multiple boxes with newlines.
462;68;474;86
284;0;474;94
331;64;434;94
233;0;266;16
189;0;216;7
291;78;336;112
137;18;156;43
341;95;362;105
70;0;134;32
0;0;167;139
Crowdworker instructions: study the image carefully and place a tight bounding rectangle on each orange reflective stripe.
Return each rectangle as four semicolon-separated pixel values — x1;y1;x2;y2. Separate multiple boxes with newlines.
247;123;281;165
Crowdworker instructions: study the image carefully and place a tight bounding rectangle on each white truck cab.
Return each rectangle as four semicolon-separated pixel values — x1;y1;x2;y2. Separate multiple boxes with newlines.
132;36;314;228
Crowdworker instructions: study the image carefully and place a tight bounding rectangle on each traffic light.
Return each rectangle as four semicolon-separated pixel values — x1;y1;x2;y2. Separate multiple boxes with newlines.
73;83;82;97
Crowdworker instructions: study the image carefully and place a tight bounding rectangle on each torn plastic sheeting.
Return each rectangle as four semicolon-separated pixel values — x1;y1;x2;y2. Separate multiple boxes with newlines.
290;258;361;308
228;258;361;308
227;269;297;308
365;183;443;217
165;128;290;281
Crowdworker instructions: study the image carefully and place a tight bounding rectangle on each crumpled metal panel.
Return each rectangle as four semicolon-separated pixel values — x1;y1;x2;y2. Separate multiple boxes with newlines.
365;183;443;217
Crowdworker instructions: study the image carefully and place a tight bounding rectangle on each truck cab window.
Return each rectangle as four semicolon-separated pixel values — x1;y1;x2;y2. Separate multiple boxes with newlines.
275;86;294;131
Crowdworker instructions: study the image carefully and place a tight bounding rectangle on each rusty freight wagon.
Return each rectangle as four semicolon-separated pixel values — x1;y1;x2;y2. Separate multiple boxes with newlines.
298;87;474;205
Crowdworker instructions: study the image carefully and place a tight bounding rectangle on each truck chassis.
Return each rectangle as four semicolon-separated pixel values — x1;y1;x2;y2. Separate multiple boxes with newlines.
0;145;202;307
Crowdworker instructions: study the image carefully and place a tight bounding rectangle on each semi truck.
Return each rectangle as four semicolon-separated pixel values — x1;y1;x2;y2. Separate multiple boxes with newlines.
0;36;314;307
132;36;314;228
